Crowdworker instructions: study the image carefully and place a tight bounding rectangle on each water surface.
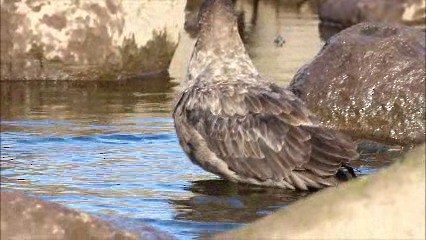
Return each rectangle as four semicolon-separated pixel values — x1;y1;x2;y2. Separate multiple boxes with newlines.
0;80;313;239
0;81;395;239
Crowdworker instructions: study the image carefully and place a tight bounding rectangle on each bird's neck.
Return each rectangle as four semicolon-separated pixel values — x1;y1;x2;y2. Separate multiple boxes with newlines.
185;0;259;85
186;36;258;85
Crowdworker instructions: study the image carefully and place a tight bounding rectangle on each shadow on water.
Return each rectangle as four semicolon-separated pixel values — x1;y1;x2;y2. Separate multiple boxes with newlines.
172;180;309;223
0;0;403;239
165;179;310;238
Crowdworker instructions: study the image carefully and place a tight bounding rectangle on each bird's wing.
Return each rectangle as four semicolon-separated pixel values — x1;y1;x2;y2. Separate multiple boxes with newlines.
175;82;358;189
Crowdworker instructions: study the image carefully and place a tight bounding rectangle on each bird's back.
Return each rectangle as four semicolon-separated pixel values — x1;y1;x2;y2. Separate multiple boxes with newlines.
174;78;358;190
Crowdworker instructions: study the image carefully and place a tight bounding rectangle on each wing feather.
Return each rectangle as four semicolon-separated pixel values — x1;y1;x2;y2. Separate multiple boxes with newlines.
175;82;358;189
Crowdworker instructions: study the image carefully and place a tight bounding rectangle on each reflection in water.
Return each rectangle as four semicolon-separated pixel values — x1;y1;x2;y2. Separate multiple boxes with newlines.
0;1;398;239
172;180;309;223
169;179;310;238
0;78;176;122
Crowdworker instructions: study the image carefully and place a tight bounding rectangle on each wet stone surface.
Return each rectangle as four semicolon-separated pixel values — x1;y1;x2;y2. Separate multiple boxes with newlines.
1;191;178;239
290;22;425;146
1;191;139;240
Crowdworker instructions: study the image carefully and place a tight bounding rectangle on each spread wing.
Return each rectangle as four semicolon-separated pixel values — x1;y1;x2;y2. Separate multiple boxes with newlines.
174;82;358;190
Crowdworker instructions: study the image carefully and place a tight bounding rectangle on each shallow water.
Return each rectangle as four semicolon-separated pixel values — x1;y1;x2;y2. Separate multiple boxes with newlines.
0;81;395;239
1;1;395;239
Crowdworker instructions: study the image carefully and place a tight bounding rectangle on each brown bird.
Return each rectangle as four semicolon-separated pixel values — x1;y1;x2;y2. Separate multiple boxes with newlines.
173;0;359;190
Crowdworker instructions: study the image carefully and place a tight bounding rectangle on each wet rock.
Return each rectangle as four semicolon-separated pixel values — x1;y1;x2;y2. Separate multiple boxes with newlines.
290;22;425;146
0;0;185;80
0;191;137;239
318;0;425;29
0;191;176;240
213;144;426;240
318;0;426;40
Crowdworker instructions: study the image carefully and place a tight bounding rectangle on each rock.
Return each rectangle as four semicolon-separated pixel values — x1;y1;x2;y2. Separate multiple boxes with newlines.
289;22;425;146
0;0;185;80
0;191;137;239
212;144;426;240
318;0;426;29
318;0;426;40
0;191;176;240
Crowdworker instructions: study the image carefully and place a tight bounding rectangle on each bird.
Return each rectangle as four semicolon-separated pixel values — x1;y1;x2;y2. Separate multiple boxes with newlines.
173;0;359;190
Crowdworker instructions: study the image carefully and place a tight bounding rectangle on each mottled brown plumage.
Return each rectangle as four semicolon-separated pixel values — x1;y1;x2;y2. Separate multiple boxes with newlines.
173;0;359;190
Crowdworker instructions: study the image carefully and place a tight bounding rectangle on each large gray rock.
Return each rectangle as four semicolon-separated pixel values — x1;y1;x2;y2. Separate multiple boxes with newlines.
213;144;426;240
290;22;425;146
0;0;185;80
318;0;425;29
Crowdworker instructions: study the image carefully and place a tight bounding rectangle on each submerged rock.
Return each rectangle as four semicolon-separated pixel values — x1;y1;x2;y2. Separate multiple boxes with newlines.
0;0;185;80
290;22;425;146
0;191;175;240
213;144;426;239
